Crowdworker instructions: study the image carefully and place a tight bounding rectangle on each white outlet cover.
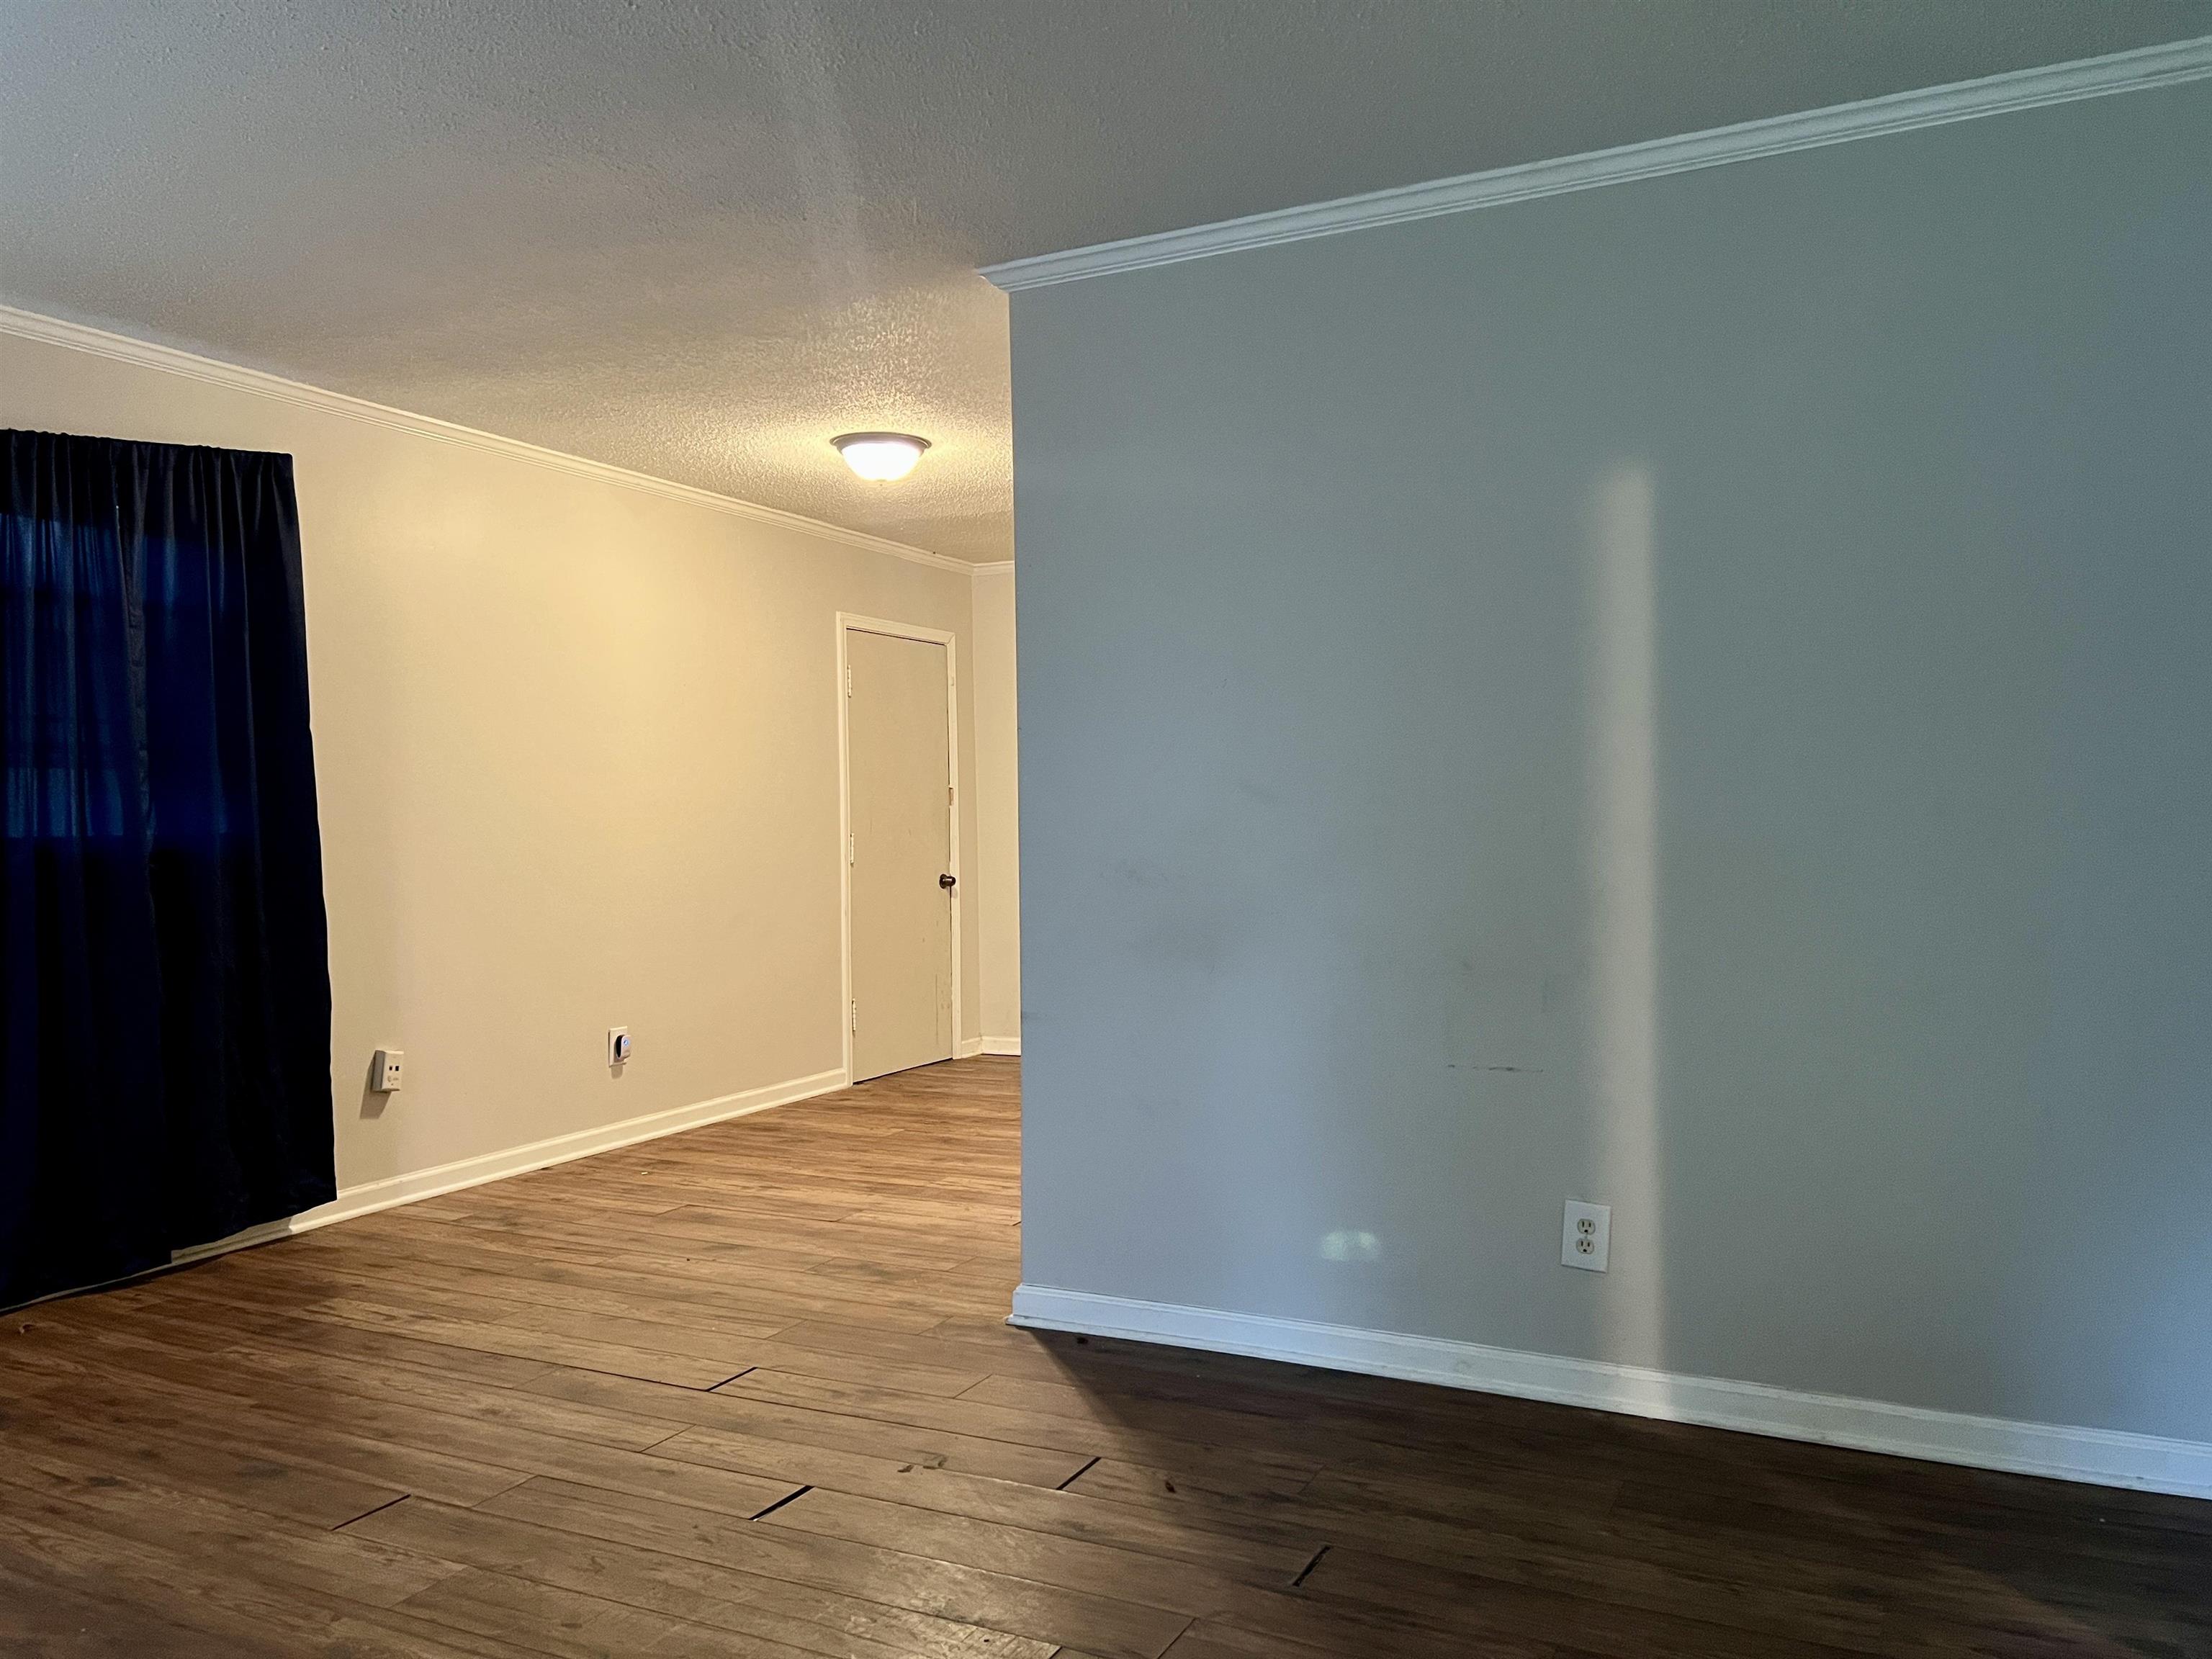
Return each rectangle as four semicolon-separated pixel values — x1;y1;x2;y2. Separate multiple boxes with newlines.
1563;1200;1610;1272
371;1048;404;1092
607;1027;631;1066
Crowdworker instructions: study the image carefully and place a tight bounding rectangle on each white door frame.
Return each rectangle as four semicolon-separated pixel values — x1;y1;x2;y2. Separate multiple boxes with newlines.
836;612;963;1086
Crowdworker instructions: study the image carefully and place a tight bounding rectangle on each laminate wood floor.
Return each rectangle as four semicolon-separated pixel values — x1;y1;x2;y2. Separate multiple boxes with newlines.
4;1057;2205;1657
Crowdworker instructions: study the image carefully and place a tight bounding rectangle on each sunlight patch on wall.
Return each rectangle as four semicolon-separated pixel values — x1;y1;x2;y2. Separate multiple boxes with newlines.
1587;462;1667;1374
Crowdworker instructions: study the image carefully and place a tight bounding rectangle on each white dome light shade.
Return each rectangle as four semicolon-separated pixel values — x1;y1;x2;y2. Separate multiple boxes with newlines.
832;431;930;481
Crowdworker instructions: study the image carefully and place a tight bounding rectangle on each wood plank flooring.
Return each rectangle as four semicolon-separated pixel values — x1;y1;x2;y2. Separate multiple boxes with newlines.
3;1056;2206;1657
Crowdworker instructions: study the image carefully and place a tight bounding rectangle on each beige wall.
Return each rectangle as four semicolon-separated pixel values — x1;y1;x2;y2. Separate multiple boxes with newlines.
2;320;998;1209
970;567;1020;1046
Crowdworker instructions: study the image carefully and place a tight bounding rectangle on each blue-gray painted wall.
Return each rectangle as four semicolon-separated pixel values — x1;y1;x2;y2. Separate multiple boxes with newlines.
1010;83;2212;1440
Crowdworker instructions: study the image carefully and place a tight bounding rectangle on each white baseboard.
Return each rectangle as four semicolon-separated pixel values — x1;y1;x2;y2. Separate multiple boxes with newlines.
171;1066;849;1266
955;1037;986;1058
1008;1284;2212;1501
981;1035;1021;1056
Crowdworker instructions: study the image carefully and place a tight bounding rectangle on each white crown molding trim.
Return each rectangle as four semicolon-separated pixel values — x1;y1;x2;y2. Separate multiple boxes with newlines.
968;561;1017;577
981;1036;1022;1056
5;1066;850;1306
983;36;2212;292
1009;1284;2212;1500
0;303;981;577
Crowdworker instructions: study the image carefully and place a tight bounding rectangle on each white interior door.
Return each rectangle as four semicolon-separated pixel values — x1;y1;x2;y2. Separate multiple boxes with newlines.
847;628;956;1082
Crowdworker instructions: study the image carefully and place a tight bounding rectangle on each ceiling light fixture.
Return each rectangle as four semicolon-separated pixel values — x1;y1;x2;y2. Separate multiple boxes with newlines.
832;431;930;482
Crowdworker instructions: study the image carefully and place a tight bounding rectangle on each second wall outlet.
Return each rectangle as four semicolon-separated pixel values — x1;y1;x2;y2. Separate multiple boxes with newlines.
1563;1200;1610;1272
607;1026;631;1066
371;1048;404;1092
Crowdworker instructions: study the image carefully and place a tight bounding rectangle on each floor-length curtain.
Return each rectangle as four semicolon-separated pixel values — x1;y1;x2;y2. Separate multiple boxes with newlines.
3;429;333;1305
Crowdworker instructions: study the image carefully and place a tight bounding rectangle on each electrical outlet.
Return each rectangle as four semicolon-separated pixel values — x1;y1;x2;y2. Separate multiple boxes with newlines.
1563;1200;1610;1272
370;1048;404;1092
607;1026;631;1067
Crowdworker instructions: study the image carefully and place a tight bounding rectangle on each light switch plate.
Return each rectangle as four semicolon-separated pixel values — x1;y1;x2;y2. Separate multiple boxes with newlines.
1563;1200;1610;1272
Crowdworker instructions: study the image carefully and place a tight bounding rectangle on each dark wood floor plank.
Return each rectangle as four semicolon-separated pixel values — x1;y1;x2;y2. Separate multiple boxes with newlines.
1300;1537;1890;1654
755;1317;1097;1385
652;1422;1326;1580
265;1226;807;1336
711;1369;1326;1493
596;1249;970;1330
349;1494;1059;1659
470;1476;1194;1659
1154;1621;1372;1659
522;1364;1096;1488
191;1341;697;1452
92;1277;560;1386
290;1294;758;1387
6;1369;530;1508
493;1303;993;1396
757;1485;1264;1612
397;1567;821;1659
0;1540;321;1659
281;1216;958;1336
0;1547;298;1659
0;1444;467;1609
0;1501;539;1658
0;1386;412;1529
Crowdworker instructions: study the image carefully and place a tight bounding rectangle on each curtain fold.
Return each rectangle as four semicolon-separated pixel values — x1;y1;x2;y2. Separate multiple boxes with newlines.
3;429;333;1306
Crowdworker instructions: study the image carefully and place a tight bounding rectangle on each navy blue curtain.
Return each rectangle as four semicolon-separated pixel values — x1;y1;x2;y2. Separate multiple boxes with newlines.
3;429;333;1307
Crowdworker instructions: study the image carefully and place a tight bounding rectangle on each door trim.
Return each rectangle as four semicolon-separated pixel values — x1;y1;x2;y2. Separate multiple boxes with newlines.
836;613;963;1086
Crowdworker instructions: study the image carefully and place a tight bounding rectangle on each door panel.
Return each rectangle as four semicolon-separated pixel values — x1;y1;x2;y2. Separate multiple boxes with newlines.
848;629;954;1082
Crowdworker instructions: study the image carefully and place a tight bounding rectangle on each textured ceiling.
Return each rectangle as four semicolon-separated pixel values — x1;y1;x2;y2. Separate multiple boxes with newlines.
4;1;2206;562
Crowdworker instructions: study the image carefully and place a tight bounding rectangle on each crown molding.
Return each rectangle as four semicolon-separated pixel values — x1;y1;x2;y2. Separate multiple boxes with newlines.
983;35;2212;292
0;302;979;577
968;560;1016;577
